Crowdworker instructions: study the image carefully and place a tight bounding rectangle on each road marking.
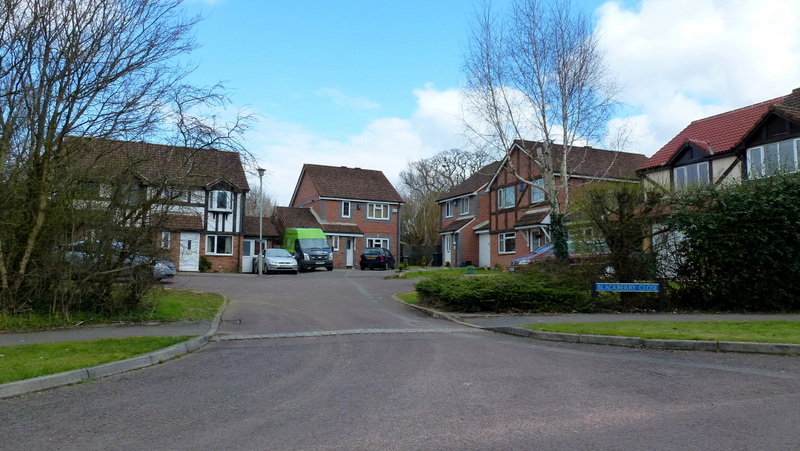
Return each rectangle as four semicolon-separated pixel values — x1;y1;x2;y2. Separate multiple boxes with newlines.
213;327;487;341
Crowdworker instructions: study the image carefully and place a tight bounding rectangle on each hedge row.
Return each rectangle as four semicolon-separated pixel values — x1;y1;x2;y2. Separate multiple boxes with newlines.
414;273;595;313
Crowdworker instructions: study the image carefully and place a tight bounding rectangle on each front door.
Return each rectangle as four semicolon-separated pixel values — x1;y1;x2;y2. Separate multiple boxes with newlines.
478;233;490;268
345;238;354;268
443;234;453;266
179;232;200;271
242;239;254;273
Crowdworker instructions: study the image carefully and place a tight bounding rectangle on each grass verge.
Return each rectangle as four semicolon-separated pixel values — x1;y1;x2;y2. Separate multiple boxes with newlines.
396;292;419;304
395;268;498;279
523;321;800;344
0;336;190;384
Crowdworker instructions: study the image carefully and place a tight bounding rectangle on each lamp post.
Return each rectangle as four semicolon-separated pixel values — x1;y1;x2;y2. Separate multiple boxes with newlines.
257;167;266;276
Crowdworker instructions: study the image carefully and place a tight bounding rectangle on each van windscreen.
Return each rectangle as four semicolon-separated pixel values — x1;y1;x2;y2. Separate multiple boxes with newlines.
298;238;329;249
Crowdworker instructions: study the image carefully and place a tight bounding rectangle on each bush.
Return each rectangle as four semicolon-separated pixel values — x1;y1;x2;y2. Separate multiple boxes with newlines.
415;272;594;313
669;173;800;311
199;256;212;273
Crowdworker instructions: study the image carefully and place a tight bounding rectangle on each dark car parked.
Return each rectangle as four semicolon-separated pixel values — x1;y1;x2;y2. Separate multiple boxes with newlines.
360;247;396;270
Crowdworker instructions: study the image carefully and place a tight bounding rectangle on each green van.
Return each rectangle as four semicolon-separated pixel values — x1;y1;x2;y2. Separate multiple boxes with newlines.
283;228;334;271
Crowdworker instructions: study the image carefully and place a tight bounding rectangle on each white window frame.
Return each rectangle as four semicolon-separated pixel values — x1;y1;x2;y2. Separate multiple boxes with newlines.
366;237;389;249
673;162;709;190
498;232;516;254
367;203;390;220
209;190;233;212
498;186;515;209
460;197;470;215
161;231;171;249
531;179;545;203
205;235;233;255
341;201;351;218
330;235;340;251
748;139;800;178
444;201;453;218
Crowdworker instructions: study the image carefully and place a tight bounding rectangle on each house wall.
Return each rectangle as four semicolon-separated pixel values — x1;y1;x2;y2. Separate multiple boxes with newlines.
292;175;321;206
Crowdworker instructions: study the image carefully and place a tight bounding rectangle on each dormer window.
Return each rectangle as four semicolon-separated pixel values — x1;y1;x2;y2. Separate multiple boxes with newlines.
209;190;233;212
673;162;709;190
748;139;799;178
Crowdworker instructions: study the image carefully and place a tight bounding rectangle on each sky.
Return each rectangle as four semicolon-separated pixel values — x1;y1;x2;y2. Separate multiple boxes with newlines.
182;0;800;205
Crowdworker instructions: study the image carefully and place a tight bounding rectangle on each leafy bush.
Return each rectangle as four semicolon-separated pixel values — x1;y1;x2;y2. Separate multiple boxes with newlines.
199;256;212;272
415;272;595;313
668;173;800;311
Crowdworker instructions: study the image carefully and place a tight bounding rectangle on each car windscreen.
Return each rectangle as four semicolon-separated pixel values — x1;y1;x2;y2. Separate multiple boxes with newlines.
266;248;292;257
298;238;329;249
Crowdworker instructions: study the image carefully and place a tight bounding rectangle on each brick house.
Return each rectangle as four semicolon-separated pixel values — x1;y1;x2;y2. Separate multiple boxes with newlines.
79;138;250;273
440;140;646;269
638;87;800;190
288;164;404;268
437;161;502;267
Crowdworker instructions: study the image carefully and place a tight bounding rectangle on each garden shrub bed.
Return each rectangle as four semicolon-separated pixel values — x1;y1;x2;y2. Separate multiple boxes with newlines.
414;272;600;313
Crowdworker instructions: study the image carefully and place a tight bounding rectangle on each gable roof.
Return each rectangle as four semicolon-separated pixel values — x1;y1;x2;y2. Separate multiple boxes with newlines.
493;140;646;185
72;137;250;191
438;160;503;202
638;94;791;172
243;216;279;237
293;164;403;204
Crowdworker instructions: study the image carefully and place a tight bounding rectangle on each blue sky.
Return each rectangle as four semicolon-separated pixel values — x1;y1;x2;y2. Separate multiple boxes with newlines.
183;0;800;205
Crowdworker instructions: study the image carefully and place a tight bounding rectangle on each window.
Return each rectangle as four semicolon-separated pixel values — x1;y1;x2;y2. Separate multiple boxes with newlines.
341;201;351;218
444;201;453;218
498;186;515;209
367;203;390;220
367;237;389;249
528;230;542;251
531;179;545;203
209;190;232;212
161;232;171;249
499;232;516;254
460;197;470;215
748;139;800;178
673;162;709;190
330;236;340;251
206;235;233;255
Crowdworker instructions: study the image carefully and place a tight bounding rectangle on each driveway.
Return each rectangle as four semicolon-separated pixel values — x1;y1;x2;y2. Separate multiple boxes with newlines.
1;270;799;450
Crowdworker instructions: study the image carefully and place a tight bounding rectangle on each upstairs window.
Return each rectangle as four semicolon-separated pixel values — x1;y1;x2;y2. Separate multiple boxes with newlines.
444;201;453;218
748;139;799;178
368;203;390;220
460;197;470;215
674;162;709;190
341;201;351;218
498;186;515;209
531;179;546;203
209;190;232;212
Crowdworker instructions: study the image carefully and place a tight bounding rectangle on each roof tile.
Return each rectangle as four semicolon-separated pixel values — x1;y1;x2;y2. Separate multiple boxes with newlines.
301;164;403;203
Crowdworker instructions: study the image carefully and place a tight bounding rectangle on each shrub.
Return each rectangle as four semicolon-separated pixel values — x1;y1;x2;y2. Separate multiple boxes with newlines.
199;256;212;273
415;272;593;313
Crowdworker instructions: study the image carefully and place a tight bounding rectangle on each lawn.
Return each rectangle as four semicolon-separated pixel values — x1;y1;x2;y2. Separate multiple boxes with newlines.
395;268;498;279
396;292;419;304
524;321;800;344
0;336;190;384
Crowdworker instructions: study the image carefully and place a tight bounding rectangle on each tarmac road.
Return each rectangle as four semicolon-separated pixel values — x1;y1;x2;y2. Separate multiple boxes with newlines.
1;269;799;450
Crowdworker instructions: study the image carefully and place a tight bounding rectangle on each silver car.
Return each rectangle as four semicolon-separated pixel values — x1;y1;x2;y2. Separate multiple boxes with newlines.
253;248;299;274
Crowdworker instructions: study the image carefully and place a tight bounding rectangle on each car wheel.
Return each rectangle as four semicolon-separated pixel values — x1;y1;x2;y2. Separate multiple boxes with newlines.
360;265;365;271
383;262;389;270
292;270;298;275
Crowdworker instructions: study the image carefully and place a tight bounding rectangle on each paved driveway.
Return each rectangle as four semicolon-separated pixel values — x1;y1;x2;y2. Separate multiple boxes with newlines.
2;270;799;450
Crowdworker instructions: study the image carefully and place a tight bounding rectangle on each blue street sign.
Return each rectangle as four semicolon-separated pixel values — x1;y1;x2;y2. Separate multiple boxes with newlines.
594;283;660;292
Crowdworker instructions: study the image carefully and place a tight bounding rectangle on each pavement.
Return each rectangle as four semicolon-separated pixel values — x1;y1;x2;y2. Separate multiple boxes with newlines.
2;298;800;399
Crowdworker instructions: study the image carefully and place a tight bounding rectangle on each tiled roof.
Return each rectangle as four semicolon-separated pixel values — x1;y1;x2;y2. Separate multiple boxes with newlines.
441;218;474;233
515;140;646;180
243;216;279;237
274;207;322;229
320;223;363;235
638;95;789;171
301;164;403;203
72;137;250;191
515;210;550;228
163;214;204;231
439;160;503;201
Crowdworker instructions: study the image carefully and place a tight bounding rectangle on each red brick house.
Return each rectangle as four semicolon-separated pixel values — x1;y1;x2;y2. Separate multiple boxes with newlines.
637;87;800;190
440;140;646;269
288;164;404;268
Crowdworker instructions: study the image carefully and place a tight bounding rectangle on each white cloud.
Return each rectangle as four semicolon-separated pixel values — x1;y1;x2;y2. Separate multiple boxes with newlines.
246;86;465;206
596;0;800;155
315;88;381;111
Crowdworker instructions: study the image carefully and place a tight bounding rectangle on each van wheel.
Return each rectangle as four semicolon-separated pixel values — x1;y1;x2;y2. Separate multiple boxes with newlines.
326;266;333;271
360;265;365;270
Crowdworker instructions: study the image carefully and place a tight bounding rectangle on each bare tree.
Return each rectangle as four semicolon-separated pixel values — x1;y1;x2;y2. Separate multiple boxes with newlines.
0;0;251;313
400;148;494;245
462;0;620;258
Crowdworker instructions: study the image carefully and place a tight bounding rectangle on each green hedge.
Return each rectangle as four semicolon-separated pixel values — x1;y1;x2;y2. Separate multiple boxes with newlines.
414;273;594;313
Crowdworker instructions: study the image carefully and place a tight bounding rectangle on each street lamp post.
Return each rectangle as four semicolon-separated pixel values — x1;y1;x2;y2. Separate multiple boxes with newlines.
257;167;266;276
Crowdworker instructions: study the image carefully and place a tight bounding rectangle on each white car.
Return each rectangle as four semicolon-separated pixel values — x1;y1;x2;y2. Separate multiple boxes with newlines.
253;248;299;274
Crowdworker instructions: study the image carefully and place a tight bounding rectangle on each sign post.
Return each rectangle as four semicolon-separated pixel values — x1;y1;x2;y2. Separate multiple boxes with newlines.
593;282;664;311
